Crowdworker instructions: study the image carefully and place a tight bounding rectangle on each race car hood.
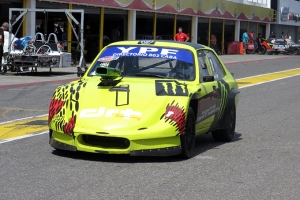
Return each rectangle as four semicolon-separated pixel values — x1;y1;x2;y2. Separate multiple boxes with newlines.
55;77;191;133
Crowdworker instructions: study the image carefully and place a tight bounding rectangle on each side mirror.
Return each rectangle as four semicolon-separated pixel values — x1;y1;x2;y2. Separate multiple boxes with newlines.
77;67;85;77
203;75;214;82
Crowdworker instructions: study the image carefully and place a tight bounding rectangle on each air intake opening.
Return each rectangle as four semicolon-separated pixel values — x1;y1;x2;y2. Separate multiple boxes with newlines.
82;135;130;149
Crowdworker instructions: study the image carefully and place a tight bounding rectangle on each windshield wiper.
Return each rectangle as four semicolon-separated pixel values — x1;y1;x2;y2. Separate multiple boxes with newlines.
134;73;165;78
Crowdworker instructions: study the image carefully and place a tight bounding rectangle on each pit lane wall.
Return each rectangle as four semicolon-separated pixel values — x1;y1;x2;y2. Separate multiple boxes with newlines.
47;0;274;22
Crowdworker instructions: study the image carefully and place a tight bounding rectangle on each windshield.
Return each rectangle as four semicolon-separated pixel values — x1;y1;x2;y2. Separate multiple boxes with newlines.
88;45;195;81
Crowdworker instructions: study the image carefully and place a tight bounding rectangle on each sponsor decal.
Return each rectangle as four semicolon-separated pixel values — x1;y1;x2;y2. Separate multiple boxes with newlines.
138;40;156;44
196;80;228;123
98;46;193;63
160;100;186;135
273;44;290;50
197;104;220;122
155;80;188;96
113;47;178;59
197;90;220;123
98;55;119;62
80;107;142;121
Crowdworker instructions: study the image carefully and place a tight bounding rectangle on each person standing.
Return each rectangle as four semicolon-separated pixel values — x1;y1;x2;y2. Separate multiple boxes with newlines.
269;31;276;38
285;32;291;39
0;22;9;66
110;26;120;43
174;27;189;42
281;32;285;38
254;33;265;54
210;33;217;46
249;31;255;42
55;25;63;41
242;30;249;51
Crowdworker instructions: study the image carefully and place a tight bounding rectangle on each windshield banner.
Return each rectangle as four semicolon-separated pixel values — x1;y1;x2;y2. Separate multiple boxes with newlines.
98;46;194;63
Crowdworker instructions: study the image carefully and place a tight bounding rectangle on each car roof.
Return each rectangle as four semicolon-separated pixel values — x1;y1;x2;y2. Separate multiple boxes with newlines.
109;40;206;50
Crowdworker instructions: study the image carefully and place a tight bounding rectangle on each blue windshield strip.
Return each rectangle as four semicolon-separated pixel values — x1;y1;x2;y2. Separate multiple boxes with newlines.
99;46;193;63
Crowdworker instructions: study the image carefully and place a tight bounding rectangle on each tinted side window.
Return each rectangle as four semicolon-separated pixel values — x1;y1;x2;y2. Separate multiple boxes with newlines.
197;50;213;82
205;50;225;80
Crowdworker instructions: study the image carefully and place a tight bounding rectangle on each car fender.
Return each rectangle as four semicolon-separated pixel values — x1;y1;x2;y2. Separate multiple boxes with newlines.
217;88;240;129
187;88;202;119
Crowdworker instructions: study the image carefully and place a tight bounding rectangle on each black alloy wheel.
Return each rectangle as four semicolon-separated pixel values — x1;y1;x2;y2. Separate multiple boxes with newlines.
293;48;300;55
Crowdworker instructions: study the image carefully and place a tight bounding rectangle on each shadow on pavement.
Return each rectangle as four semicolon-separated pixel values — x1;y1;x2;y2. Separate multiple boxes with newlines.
51;132;242;163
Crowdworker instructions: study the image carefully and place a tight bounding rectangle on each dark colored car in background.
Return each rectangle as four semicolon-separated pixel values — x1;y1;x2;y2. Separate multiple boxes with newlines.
267;38;300;55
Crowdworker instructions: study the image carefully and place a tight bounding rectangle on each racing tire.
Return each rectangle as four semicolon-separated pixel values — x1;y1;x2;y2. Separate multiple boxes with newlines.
258;46;266;54
293;48;300;55
180;107;196;159
11;66;17;72
0;66;7;75
212;105;236;142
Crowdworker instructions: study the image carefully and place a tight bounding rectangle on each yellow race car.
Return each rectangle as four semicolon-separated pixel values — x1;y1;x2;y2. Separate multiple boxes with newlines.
48;40;239;158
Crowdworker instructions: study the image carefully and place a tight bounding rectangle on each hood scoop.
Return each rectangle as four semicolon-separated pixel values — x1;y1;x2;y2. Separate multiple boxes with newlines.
96;66;123;86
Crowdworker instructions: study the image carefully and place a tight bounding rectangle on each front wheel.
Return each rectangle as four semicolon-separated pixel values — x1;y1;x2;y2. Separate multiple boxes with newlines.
258;46;266;54
212;105;236;142
293;48;300;55
180;107;196;159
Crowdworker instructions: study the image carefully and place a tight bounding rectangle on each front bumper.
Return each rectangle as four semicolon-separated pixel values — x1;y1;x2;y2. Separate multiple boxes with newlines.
50;137;77;152
49;129;182;156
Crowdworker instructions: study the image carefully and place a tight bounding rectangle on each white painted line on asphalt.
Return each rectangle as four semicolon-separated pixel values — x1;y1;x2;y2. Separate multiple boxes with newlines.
0;114;48;125
239;74;300;89
7;89;31;91
0;131;48;144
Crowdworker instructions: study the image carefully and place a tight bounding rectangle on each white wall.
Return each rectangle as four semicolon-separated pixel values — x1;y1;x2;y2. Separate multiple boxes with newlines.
226;0;271;8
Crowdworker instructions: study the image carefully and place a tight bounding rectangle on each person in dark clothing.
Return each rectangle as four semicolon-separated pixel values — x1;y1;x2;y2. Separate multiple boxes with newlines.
0;22;9;66
269;31;276;38
55;25;63;41
110;26;120;43
255;33;265;54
